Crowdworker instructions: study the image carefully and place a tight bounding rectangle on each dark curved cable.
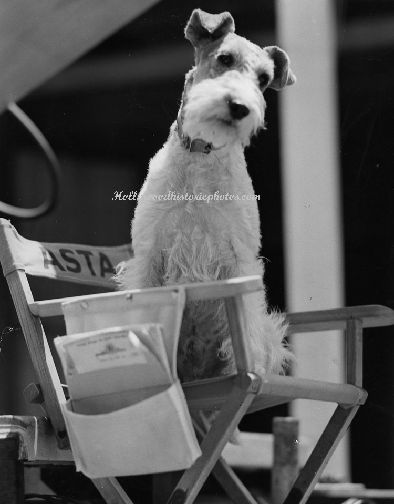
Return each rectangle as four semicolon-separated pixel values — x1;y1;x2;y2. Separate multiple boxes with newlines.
0;103;60;219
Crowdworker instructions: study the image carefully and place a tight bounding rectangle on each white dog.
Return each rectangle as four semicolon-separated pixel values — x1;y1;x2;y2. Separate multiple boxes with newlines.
118;9;295;382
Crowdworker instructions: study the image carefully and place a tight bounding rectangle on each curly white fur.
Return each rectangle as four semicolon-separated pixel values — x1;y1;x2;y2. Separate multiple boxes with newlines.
117;9;294;381
117;124;291;380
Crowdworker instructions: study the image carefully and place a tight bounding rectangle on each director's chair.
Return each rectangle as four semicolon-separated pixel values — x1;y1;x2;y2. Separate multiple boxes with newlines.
1;217;394;504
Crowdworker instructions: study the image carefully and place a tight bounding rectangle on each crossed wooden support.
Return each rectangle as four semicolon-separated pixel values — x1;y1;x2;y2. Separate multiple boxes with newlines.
1;219;393;504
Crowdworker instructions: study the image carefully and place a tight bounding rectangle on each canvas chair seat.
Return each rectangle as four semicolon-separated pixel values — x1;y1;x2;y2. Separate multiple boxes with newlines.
1;218;394;504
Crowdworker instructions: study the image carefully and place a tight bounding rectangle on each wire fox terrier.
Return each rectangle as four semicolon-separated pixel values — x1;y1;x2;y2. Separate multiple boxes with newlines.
118;9;296;381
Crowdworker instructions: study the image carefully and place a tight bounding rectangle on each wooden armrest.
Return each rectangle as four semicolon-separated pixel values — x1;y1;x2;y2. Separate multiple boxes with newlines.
286;304;394;334
183;373;367;412
183;275;263;301
29;275;263;318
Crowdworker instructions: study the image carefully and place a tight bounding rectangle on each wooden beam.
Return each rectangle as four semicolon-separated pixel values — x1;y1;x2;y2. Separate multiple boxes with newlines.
287;305;394;333
0;0;159;111
345;318;363;387
314;484;394;500
29;276;263;318
5;270;68;447
168;375;258;504
225;295;254;373
192;420;258;504
92;478;134;504
271;418;299;504
283;406;359;504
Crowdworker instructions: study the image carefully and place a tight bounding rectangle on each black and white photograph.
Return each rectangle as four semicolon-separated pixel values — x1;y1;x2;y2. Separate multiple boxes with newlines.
0;1;393;503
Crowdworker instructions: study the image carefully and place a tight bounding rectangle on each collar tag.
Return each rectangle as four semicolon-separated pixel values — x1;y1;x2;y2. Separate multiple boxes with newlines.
189;138;213;154
177;114;215;155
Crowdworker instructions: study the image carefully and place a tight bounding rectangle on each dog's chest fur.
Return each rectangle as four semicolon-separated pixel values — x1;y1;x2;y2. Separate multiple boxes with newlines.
132;128;261;284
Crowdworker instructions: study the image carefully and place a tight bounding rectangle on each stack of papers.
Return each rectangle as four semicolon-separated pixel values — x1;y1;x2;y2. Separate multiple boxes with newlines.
54;324;173;414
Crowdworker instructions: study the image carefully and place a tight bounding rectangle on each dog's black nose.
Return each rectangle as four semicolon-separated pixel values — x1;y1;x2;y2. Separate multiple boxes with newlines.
228;101;250;120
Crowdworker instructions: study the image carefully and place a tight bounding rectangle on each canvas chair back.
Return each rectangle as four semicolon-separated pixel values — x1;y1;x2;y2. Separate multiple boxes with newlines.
0;218;132;288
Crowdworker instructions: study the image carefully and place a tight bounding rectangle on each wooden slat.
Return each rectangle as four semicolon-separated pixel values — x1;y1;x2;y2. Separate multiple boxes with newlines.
287;304;394;333
210;458;259;504
92;477;134;504
183;375;249;412
29;276;264;318
257;375;367;407
6;270;68;447
0;0;159;111
183;373;366;413
184;276;263;302
283;405;359;504
168;375;259;504
345;318;363;387
314;484;394;500
225;295;254;373
193;420;259;504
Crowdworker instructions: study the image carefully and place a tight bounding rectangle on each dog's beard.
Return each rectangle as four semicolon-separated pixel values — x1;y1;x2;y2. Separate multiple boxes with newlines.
182;72;265;148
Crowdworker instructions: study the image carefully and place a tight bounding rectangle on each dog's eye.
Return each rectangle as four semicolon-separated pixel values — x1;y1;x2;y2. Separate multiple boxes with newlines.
258;72;270;88
217;53;235;67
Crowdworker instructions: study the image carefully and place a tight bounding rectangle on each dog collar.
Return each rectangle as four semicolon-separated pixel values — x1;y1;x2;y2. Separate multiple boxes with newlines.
176;114;221;155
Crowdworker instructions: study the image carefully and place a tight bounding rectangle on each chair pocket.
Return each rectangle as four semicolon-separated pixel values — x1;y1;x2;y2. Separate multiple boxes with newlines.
61;380;201;478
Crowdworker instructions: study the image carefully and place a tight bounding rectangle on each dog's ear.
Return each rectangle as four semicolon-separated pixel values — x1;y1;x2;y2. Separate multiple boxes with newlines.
264;46;296;90
185;9;235;48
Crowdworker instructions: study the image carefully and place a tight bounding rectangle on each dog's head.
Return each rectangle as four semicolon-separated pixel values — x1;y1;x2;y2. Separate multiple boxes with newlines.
180;9;296;149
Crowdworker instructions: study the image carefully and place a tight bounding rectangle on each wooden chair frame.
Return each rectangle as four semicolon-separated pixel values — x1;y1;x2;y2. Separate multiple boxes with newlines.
1;218;394;504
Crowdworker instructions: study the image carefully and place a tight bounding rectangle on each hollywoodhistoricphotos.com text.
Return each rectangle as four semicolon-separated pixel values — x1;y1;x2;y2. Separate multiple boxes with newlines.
112;190;260;203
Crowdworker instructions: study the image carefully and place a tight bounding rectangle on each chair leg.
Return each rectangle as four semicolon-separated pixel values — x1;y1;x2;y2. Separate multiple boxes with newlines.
92;477;135;504
0;435;24;504
193;417;259;504
211;457;260;504
283;405;359;504
153;472;182;504
167;375;258;504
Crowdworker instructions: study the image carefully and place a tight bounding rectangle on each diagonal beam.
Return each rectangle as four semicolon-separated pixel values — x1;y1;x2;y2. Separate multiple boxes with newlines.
167;374;259;504
211;457;259;504
283;405;359;504
92;477;134;504
193;418;259;504
0;0;159;111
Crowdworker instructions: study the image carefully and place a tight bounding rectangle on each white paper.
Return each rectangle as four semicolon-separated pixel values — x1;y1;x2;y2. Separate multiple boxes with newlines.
54;324;174;405
65;329;147;373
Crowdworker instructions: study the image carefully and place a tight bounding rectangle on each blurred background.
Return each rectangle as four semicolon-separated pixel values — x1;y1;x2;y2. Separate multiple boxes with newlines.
0;0;393;496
